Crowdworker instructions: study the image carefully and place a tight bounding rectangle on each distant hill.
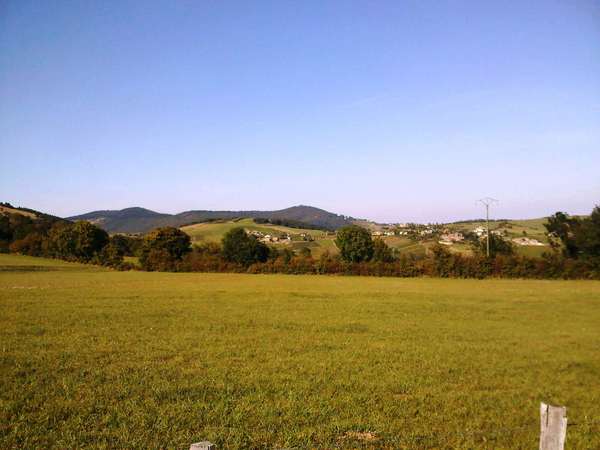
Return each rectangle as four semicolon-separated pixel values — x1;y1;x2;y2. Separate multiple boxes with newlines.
69;207;171;233
181;218;338;257
68;205;355;233
0;202;66;222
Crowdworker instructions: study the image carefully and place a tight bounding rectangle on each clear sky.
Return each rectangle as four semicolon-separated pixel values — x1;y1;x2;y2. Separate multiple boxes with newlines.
1;0;599;223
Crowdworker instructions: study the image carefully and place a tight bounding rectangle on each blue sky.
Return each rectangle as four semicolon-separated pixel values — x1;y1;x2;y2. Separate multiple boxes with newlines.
1;0;599;223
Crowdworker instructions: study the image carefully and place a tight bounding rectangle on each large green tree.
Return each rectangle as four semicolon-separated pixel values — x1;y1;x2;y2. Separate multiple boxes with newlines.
9;233;45;257
372;238;394;262
47;222;77;259
544;206;600;264
545;211;580;257
0;215;11;252
45;221;108;261
573;206;600;264
71;221;109;261
221;227;269;266
107;234;142;257
335;225;374;263
139;227;191;270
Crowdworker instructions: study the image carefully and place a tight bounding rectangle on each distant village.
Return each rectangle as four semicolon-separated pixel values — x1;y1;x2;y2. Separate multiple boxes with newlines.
246;229;317;244
246;221;546;247
370;223;546;247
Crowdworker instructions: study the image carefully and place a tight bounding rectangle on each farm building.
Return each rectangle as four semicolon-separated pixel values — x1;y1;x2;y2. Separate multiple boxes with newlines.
439;232;464;244
512;237;546;246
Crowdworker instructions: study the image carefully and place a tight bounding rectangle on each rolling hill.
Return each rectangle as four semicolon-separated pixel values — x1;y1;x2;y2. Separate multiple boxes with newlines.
180;216;554;259
181;218;337;257
68;205;355;234
0;202;66;223
5;200;558;259
68;207;172;233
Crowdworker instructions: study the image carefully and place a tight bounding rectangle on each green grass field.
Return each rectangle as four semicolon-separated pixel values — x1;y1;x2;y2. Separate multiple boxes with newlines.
448;217;550;243
2;254;600;449
180;218;554;260
181;218;328;243
181;218;336;257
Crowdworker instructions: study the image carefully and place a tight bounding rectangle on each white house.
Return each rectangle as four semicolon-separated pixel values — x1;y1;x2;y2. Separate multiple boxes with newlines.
512;237;546;246
473;226;486;237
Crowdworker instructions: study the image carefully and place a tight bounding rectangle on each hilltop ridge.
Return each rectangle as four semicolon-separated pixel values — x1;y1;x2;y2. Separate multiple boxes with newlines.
68;205;354;233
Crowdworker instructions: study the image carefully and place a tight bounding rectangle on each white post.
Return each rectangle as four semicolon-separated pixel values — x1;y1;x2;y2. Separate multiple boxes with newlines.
539;402;567;450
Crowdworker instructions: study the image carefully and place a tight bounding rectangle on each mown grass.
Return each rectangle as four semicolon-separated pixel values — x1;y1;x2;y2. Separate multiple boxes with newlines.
1;254;600;449
0;254;106;272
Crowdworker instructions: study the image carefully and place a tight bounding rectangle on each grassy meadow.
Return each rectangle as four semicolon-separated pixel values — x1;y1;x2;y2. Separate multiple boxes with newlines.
181;218;329;243
181;218;336;258
447;217;549;241
180;217;554;259
2;254;600;448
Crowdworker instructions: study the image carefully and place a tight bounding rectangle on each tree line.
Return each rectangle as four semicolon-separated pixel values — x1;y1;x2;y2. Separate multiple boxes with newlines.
2;205;599;279
0;211;141;268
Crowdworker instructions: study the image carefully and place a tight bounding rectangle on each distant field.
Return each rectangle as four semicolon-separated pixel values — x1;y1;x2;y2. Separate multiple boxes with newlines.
448;217;550;243
443;217;551;257
180;217;554;259
181;218;328;241
0;254;105;271
181;218;336;257
2;254;600;448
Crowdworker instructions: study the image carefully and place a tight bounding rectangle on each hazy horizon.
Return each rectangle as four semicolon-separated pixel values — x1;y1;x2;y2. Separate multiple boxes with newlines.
1;1;599;223
2;199;597;225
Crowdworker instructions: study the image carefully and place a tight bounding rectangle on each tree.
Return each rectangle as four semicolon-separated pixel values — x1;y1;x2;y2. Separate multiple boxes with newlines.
372;238;394;262
221;227;269;266
92;231;141;267
108;234;131;257
139;227;191;270
574;205;600;264
545;212;579;257
280;248;294;263
71;221;109;261
0;215;11;252
98;241;125;267
46;222;77;259
430;243;453;277
192;241;222;256
9;214;35;241
140;248;177;271
335;225;374;263
298;247;312;258
9;233;45;256
0;215;12;241
471;233;514;257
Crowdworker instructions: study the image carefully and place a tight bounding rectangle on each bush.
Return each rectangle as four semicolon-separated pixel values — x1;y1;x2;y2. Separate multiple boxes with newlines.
9;233;45;256
335;225;374;263
471;233;514;257
97;242;125;267
372;238;393;262
139;227;191;271
72;221;109;261
221;227;269;266
141;248;179;271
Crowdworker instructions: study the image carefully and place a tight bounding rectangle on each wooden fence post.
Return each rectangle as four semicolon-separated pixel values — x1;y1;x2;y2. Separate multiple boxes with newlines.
539;402;567;450
190;441;215;450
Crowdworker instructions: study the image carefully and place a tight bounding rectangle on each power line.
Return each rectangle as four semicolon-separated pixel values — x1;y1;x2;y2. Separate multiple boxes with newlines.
478;197;498;257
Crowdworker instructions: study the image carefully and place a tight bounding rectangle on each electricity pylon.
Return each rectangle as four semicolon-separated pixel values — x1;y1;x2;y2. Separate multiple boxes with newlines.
478;197;498;257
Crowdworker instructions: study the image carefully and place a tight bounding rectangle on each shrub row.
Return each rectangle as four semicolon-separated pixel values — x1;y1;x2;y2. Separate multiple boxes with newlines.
174;245;599;280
